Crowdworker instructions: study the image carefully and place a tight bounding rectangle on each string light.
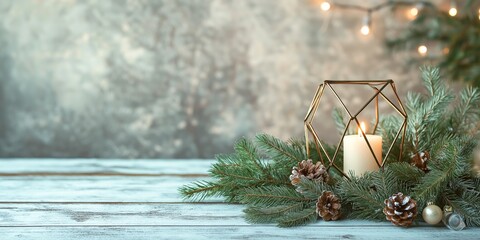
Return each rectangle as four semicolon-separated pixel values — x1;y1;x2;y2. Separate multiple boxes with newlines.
448;8;457;16
309;1;458;37
410;7;418;17
360;25;370;36
408;3;424;19
418;45;428;56
449;1;457;17
360;14;371;36
321;1;331;11
310;0;330;11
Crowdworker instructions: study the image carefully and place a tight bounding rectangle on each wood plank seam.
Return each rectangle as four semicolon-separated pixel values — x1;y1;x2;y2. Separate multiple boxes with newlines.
0;202;232;204
0;173;208;177
0;225;399;228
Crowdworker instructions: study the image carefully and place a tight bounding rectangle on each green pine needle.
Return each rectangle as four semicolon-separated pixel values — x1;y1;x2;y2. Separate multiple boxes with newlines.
294;177;334;200
337;176;384;220
237;186;311;207
256;134;306;167
387;162;425;185
179;180;223;202
420;66;442;97
277;207;318;227
244;203;305;224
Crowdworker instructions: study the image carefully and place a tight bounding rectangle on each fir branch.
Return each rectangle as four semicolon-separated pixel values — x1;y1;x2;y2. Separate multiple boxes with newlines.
234;138;271;179
256;134;305;163
210;149;286;186
244;203;305;224
420;66;442;97
405;92;422;115
413;170;449;207
372;169;407;197
387;162;425;185
295;177;334;200
339;168;411;220
210;163;257;182
256;134;306;174
458;177;480;195
412;141;465;203
179;137;293;203
474;178;480;191
277;207;318;227
179;180;223;202
440;137;475;174
238;186;312;207
456;87;480;122
404;67;454;153
418;89;452;132
337;174;386;220
287;138;308;155
213;153;240;167
452;86;480;134
427;135;451;159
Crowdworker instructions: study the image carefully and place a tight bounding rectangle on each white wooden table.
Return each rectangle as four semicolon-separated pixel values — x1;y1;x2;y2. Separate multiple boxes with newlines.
0;159;478;239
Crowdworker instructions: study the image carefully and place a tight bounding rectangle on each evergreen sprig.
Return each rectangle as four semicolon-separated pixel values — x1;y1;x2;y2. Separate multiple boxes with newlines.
180;67;480;228
277;207;318;228
237;185;310;207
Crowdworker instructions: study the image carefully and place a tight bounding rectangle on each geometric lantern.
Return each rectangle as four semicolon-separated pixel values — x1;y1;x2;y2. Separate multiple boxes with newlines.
304;80;407;179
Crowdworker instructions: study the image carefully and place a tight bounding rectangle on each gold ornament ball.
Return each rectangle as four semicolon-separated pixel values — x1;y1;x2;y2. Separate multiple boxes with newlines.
422;204;443;225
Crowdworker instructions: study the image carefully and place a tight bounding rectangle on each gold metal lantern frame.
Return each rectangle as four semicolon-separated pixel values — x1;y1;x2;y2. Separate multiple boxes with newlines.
304;80;408;179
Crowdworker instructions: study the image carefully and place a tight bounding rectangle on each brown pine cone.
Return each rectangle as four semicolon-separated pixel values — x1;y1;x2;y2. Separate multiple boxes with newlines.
411;151;430;172
289;159;329;185
316;191;341;221
383;192;417;227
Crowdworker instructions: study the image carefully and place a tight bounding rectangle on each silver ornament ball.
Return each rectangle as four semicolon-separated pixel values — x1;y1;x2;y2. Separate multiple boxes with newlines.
422;203;443;225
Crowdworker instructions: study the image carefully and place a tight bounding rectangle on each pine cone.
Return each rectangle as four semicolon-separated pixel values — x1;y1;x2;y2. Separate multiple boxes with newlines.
411;151;430;172
383;192;417;227
289;159;329;185
316;191;341;221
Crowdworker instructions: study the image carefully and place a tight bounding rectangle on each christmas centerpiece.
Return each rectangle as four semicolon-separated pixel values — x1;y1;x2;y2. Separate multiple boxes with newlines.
179;67;480;228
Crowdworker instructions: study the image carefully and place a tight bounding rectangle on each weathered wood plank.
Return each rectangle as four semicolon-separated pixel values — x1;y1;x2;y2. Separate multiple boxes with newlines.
0;203;402;227
0;159;214;175
0;203;245;226
0;176;219;202
2;226;479;240
0;159;477;239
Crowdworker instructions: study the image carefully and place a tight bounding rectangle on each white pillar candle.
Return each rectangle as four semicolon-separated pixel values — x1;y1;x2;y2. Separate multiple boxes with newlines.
343;122;382;177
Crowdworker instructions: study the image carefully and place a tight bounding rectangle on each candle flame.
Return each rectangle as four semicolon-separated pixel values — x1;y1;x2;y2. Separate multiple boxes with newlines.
358;122;366;137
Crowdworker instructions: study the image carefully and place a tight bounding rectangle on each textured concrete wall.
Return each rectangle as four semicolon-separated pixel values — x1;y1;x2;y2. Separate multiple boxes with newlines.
0;0;429;158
